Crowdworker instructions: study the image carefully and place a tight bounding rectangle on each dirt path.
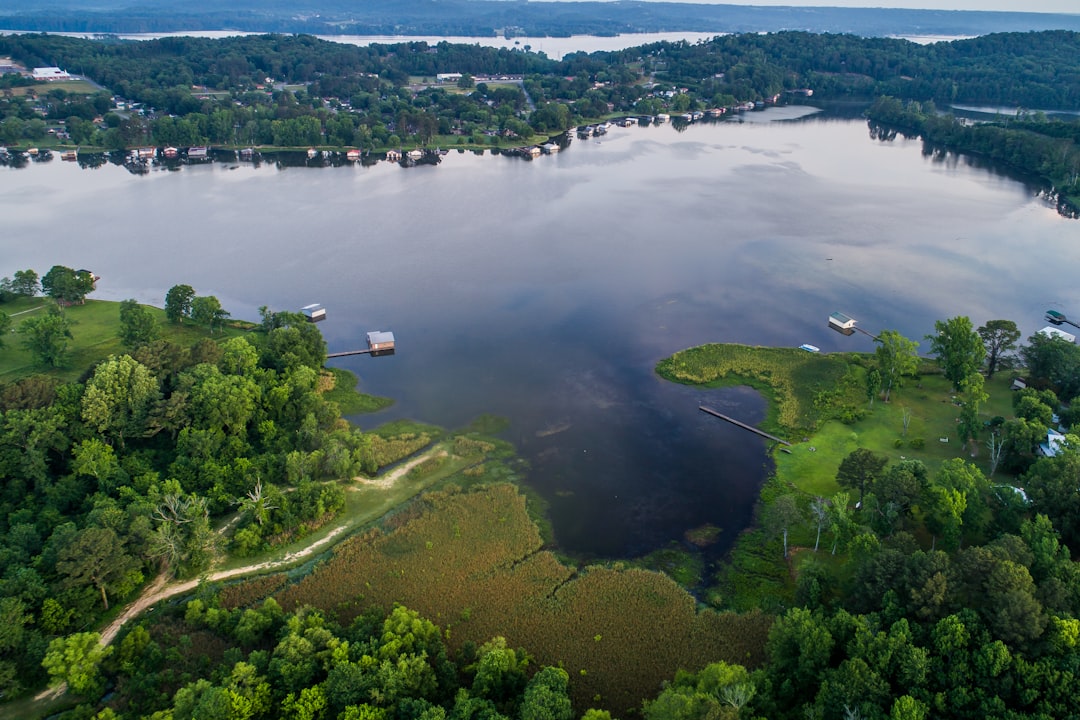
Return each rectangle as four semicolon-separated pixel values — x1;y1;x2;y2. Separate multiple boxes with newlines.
97;447;444;648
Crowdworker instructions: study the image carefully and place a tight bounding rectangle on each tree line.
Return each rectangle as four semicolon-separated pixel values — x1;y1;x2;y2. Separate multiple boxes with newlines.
5;31;1080;154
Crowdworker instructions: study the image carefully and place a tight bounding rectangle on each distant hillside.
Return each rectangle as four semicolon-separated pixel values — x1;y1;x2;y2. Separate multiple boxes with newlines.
3;0;1080;38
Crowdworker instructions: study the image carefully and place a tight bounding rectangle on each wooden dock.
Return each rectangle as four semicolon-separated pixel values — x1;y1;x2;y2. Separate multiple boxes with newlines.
699;406;791;446
326;348;375;358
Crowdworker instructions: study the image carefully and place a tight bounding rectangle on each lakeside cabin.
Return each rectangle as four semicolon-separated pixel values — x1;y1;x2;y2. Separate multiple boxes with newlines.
367;331;395;352
301;303;326;322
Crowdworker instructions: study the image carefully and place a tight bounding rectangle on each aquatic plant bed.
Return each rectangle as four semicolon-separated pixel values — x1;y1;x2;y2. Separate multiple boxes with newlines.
272;483;772;714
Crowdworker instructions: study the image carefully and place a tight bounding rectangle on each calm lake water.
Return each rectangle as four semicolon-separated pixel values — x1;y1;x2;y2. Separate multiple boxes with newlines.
5;107;1080;568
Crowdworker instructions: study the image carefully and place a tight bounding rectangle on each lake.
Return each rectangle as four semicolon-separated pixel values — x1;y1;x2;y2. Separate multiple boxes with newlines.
5;107;1080;569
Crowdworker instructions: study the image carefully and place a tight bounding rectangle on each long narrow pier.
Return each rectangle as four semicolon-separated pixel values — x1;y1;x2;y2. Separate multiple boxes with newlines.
853;326;879;340
326;348;375;358
699;406;791;446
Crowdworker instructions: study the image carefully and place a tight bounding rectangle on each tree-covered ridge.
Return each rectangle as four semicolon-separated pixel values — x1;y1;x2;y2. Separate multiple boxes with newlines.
6;31;1080;154
0;287;436;701
3;0;1080;38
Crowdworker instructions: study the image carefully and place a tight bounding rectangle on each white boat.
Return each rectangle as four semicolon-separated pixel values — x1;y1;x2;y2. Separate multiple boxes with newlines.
798;344;820;353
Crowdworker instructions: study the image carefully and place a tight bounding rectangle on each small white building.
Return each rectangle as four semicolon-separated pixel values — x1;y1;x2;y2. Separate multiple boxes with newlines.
437;73;463;83
1038;326;1076;343
32;67;70;81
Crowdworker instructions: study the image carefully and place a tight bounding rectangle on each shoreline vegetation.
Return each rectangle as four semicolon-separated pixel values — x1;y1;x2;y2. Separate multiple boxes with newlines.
5;278;1080;718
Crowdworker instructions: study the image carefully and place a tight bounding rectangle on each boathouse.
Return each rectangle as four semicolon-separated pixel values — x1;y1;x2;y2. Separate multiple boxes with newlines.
301;303;326;322
386;149;402;162
367;331;395;351
829;312;856;331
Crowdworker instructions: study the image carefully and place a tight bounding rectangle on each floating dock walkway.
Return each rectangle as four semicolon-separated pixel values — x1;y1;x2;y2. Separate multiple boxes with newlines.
699;406;791;446
326;348;375;358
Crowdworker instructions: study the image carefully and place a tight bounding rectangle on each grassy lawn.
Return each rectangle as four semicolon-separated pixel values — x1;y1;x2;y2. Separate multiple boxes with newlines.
776;371;1019;498
0;297;252;383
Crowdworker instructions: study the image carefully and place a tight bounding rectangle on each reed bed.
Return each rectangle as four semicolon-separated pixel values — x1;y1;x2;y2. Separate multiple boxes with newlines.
272;484;772;713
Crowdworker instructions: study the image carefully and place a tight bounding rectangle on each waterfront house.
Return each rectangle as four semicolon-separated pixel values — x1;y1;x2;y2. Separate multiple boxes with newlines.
386;149;402;162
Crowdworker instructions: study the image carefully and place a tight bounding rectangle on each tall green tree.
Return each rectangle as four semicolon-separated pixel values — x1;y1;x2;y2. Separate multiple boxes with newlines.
81;354;160;449
957;372;989;452
875;330;919;402
165;283;196;323
41;632;112;696
18;308;72;367
56;526;141;610
11;269;39;297
40;265;95;305
0;310;9;349
519;667;572;720
191;295;230;333
977;319;1020;378
927;316;985;391
1020;331;1080;401
118;298;159;349
836;448;888;506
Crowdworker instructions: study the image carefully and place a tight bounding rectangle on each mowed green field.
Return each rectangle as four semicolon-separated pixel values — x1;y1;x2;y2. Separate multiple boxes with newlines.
775;370;1019;497
1;297;251;382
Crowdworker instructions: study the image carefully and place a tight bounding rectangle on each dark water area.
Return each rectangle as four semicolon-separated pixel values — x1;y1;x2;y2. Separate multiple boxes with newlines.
5;106;1080;572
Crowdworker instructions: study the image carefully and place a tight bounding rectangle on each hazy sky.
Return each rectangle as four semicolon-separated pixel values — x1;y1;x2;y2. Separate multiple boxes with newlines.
639;0;1077;12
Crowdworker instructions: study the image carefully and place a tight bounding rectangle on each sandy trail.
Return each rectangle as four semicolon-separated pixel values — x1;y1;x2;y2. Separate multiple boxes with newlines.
97;448;443;647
